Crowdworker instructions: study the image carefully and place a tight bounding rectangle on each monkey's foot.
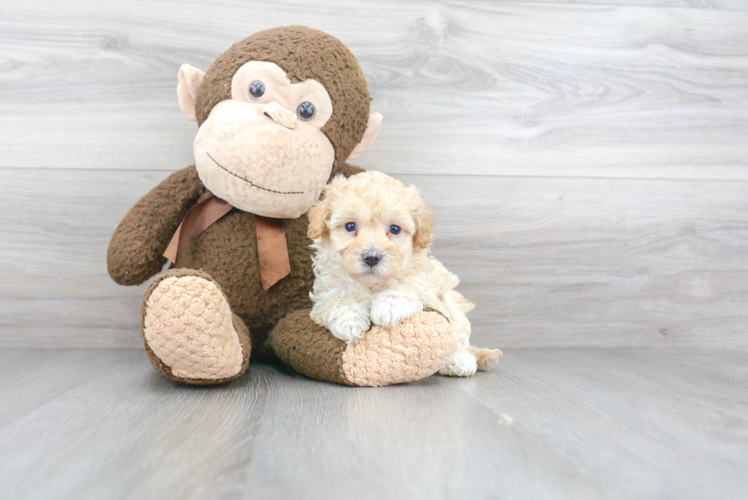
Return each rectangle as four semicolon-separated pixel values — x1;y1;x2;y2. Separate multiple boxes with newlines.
141;269;251;385
267;310;453;387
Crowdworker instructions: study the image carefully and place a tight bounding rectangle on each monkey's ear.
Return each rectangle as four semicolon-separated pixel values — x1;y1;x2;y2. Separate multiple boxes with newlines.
346;112;383;161
307;197;331;240
177;64;206;121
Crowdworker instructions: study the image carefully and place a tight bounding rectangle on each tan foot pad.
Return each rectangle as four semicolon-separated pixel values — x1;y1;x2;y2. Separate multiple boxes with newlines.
341;312;454;386
143;275;244;380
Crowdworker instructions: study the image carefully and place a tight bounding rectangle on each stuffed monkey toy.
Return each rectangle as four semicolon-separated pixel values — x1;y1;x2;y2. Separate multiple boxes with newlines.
107;26;453;386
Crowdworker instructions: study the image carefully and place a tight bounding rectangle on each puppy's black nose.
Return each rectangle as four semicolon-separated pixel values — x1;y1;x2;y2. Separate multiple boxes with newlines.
362;252;381;268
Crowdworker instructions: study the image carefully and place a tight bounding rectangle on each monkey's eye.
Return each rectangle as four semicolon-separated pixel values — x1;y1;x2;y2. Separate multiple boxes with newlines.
249;80;266;100
345;222;357;233
389;225;401;235
297;102;316;121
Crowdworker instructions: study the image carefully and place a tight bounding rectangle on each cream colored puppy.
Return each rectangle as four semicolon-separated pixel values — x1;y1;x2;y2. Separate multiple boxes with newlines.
307;171;501;377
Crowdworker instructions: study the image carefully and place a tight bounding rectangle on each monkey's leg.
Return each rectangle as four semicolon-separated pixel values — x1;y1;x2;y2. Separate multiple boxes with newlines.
141;269;251;385
266;310;453;387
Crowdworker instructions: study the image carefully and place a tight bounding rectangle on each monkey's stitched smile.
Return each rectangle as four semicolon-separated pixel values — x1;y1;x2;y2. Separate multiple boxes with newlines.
207;152;304;195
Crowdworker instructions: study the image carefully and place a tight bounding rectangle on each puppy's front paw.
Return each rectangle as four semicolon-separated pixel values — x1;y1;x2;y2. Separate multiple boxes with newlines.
330;311;370;344
439;352;478;377
370;291;423;327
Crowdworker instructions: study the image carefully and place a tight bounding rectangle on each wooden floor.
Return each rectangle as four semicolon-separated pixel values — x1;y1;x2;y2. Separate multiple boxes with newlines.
3;1;747;498
0;348;745;499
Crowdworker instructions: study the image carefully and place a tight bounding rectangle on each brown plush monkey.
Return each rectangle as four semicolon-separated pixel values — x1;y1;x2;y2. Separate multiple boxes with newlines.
107;26;453;386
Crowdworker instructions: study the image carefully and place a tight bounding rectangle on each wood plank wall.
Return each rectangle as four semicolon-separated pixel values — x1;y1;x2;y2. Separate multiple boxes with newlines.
2;0;747;348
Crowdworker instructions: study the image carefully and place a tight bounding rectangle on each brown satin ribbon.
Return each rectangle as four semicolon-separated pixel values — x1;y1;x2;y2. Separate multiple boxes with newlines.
254;215;291;290
163;196;233;263
163;195;291;290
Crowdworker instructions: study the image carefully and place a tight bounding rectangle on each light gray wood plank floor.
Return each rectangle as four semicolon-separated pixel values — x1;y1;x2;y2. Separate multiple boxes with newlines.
1;348;746;500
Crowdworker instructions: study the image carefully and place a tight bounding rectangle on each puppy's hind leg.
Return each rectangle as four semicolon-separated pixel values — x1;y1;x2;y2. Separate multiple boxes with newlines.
437;307;479;377
438;350;478;377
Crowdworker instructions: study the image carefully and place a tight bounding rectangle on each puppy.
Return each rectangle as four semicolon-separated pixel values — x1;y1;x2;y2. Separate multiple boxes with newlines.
307;171;501;377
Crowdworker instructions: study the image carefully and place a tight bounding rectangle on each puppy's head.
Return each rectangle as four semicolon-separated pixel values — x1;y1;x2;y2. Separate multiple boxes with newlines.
308;171;434;287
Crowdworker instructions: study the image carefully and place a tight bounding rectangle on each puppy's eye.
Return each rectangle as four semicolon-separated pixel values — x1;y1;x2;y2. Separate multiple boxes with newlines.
389;225;401;235
249;80;266;100
345;222;357;232
297;102;316;121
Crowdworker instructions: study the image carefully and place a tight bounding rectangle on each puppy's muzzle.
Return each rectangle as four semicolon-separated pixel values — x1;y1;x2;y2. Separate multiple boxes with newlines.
362;252;382;268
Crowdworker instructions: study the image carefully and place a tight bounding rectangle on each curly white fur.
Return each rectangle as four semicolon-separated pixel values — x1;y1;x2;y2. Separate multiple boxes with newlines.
307;171;501;376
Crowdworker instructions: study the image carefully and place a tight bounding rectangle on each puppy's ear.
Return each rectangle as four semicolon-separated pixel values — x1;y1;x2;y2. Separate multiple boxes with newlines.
307;197;331;240
413;204;435;250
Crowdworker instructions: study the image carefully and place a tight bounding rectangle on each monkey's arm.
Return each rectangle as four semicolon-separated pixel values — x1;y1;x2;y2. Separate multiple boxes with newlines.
107;165;206;286
337;163;366;178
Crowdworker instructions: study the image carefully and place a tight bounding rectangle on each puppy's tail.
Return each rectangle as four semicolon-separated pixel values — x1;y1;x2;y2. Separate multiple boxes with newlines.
454;294;475;314
467;346;502;371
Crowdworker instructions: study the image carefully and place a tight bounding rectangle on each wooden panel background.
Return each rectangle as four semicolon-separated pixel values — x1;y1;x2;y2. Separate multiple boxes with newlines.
1;0;747;348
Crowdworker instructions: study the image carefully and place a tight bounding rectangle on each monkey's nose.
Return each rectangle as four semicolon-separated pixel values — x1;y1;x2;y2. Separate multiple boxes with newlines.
262;101;297;129
362;252;382;268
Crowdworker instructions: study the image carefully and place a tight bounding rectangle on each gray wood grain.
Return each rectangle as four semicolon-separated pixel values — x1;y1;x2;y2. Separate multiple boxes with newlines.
3;3;747;497
3;168;747;349
1;0;747;179
0;348;745;499
2;1;748;348
524;0;748;8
